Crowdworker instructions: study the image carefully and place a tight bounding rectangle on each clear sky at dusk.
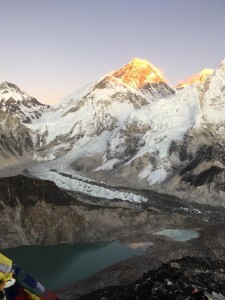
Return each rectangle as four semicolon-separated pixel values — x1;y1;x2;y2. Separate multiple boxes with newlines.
0;0;225;104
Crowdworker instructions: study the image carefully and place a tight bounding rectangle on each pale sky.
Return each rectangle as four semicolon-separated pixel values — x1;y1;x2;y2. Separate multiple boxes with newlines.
0;0;225;104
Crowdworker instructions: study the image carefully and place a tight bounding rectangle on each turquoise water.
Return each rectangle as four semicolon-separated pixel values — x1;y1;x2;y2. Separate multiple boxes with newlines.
2;241;150;290
153;229;199;241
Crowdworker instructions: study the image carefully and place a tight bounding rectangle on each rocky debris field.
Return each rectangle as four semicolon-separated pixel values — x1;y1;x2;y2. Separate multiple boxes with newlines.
77;256;225;300
57;220;225;299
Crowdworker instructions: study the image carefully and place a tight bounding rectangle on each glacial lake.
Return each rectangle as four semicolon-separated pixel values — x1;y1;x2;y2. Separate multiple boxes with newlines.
2;241;151;290
153;229;199;241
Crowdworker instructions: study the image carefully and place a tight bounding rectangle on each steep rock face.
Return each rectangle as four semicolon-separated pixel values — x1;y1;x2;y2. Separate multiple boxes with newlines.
0;175;89;248
0;82;49;123
164;127;225;206
0;110;34;160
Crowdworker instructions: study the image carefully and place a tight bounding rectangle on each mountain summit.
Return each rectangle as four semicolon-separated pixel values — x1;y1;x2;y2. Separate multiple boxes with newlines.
0;81;28;101
112;58;165;88
112;58;175;100
177;68;214;89
0;81;49;123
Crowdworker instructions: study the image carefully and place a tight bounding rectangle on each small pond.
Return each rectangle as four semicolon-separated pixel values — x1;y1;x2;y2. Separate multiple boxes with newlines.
2;241;151;290
153;229;199;241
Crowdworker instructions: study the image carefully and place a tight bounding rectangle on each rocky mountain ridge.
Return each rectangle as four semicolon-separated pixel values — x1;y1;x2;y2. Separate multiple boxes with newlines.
0;110;34;167
1;57;225;207
177;68;214;90
0;81;49;123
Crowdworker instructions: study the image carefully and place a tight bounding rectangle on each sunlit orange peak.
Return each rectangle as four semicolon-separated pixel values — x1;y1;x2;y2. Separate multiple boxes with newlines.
129;57;150;67
112;58;166;89
177;68;214;89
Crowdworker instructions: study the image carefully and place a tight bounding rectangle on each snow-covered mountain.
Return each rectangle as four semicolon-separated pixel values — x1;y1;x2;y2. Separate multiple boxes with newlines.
0;81;49;123
176;68;214;90
1;57;225;206
29;58;175;158
112;58;175;99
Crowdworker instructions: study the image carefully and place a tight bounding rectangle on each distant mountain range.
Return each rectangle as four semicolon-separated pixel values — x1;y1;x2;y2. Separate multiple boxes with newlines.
1;57;225;206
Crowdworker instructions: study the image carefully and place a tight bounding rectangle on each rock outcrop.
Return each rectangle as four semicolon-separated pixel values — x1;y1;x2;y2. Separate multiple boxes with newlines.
0;110;34;164
77;257;225;300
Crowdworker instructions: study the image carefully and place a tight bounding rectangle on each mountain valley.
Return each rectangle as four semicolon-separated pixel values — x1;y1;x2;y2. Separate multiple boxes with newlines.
1;57;225;298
